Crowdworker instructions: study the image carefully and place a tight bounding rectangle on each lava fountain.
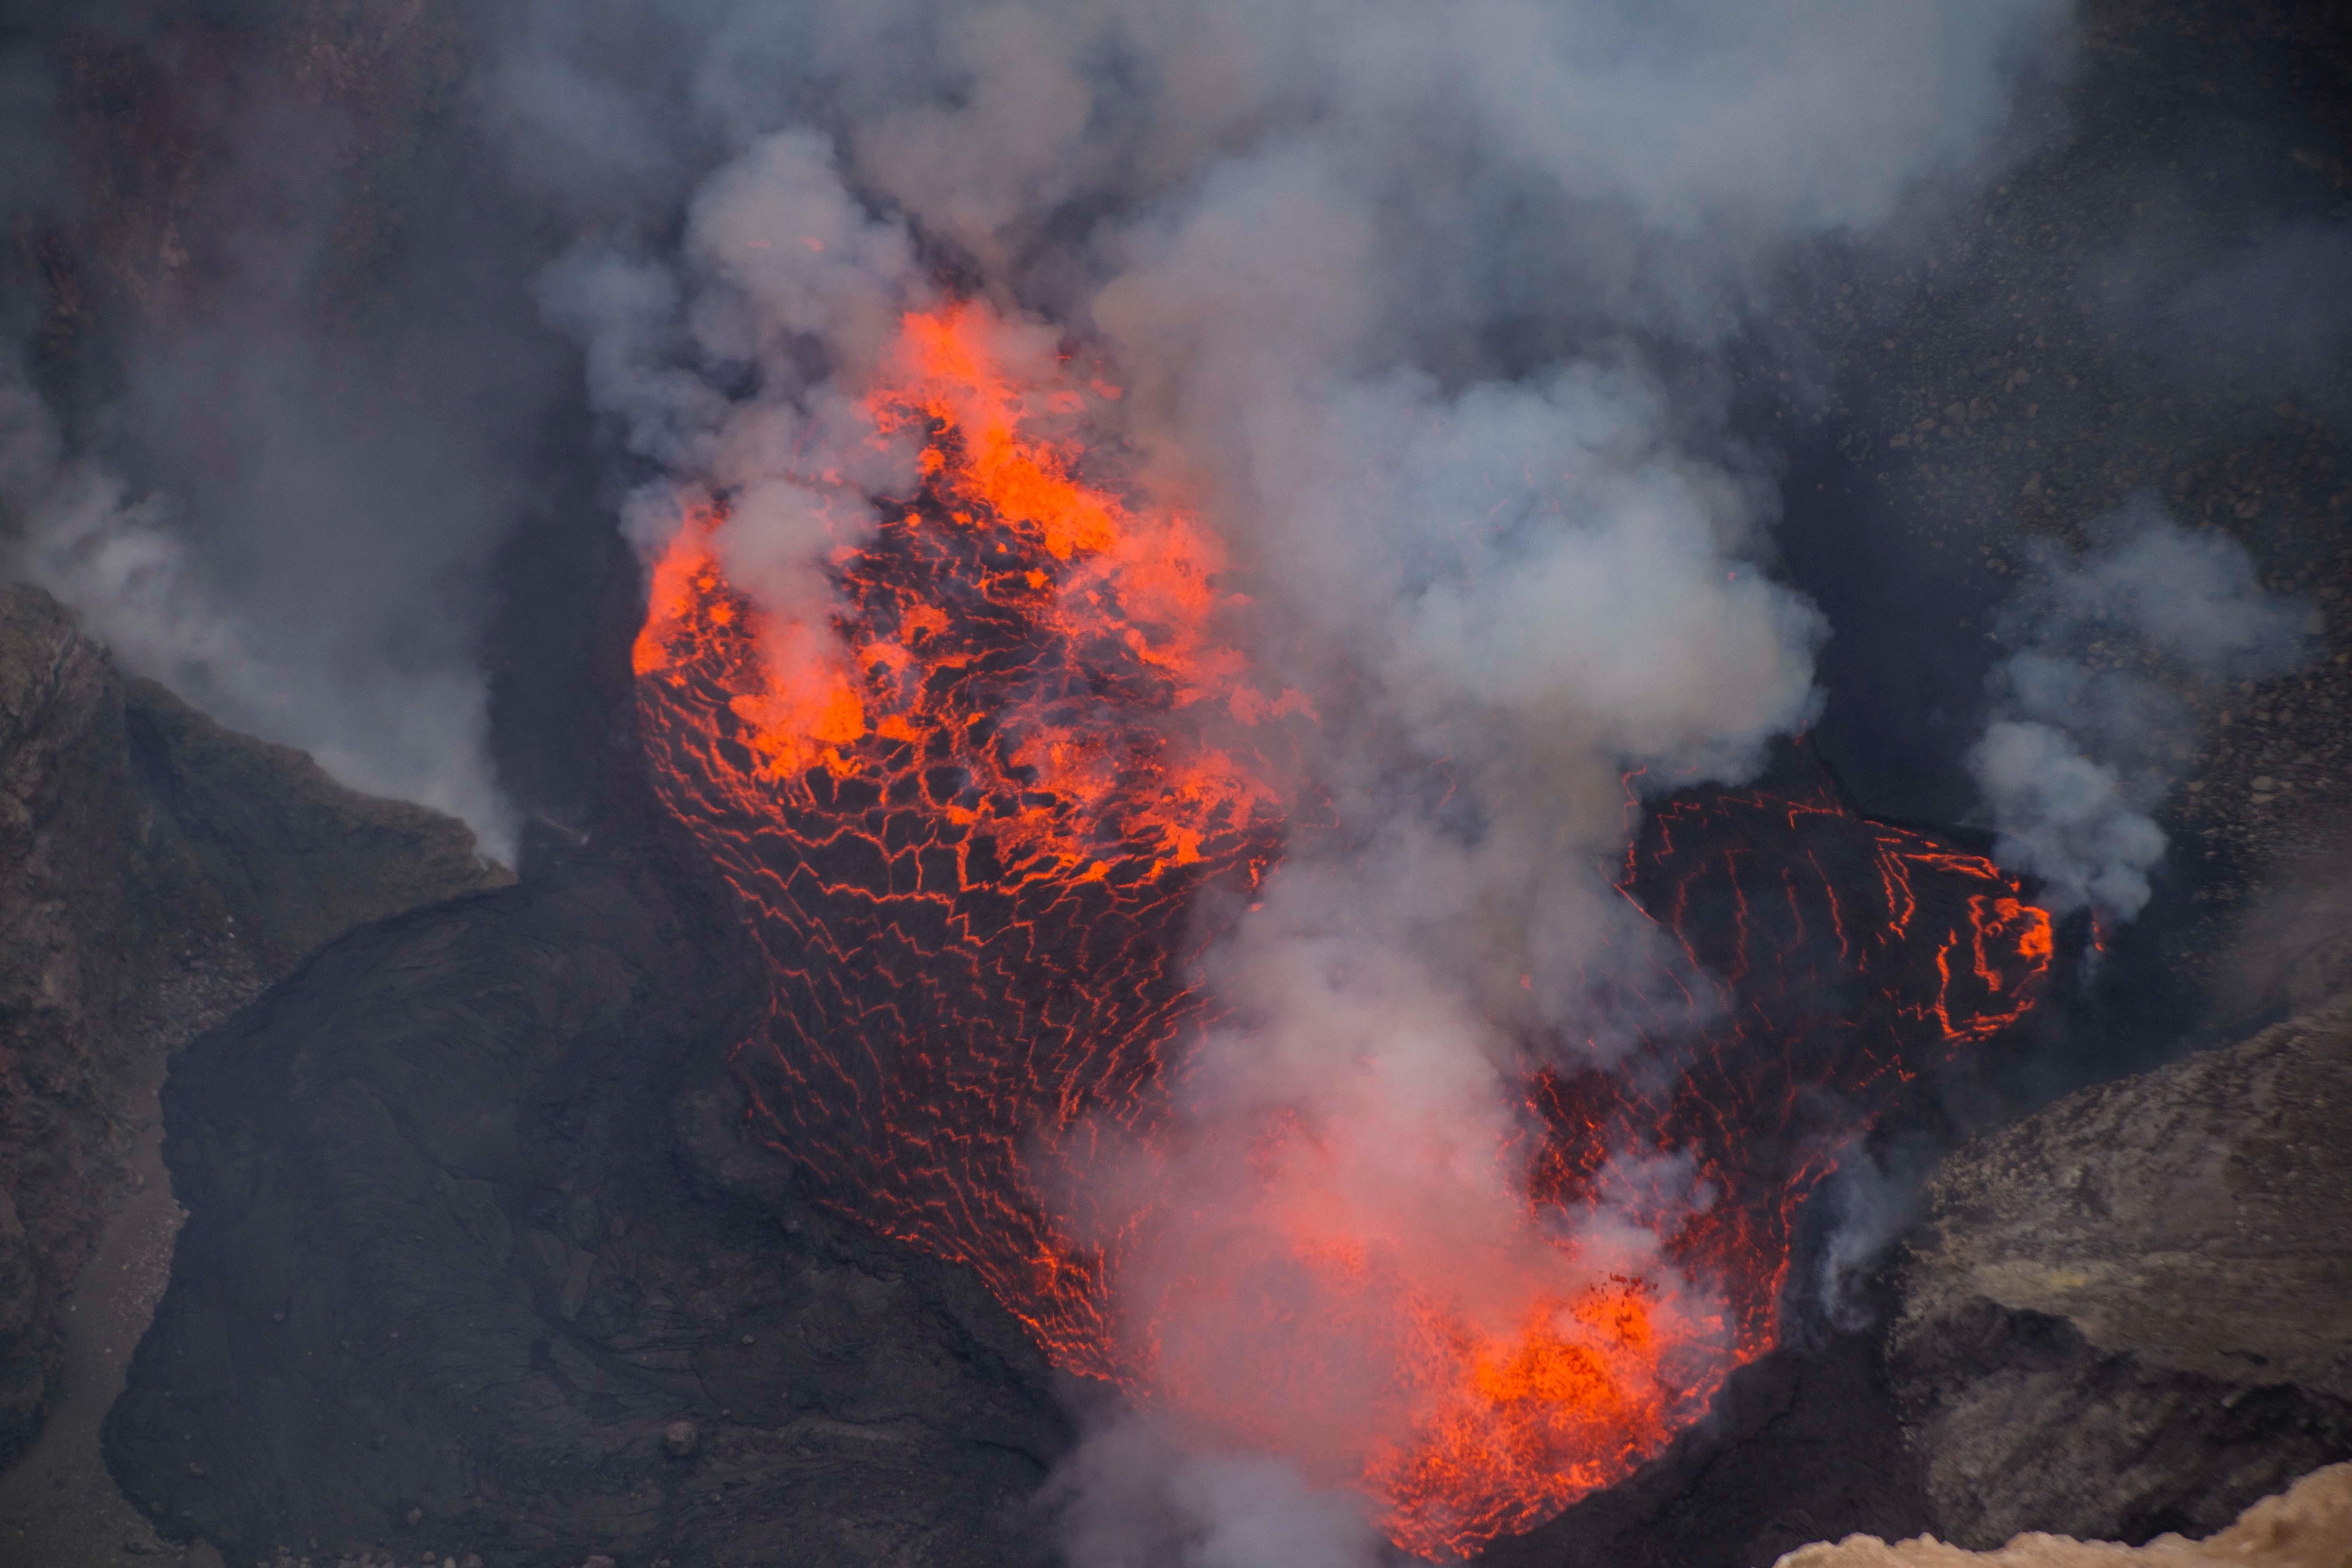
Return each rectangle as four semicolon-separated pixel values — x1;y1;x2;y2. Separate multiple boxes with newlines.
631;302;2053;1559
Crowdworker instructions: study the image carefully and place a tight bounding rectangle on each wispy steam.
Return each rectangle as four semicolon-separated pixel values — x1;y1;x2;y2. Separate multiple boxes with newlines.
0;346;521;850
1049;1412;1389;1568
1969;504;2310;923
3;12;2322;1553
0;12;567;860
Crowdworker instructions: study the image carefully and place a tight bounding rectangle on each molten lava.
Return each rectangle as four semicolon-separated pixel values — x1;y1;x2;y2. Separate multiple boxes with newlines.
631;302;2054;1559
632;303;1291;1375
1564;784;2056;1361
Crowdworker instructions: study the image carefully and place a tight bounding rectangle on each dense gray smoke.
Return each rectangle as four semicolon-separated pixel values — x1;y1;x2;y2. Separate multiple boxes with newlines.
0;344;525;850
1968;505;2310;924
506;0;2075;1560
0;8;564;858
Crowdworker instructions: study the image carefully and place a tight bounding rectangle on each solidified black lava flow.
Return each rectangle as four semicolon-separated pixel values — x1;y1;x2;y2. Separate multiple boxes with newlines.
103;844;1069;1568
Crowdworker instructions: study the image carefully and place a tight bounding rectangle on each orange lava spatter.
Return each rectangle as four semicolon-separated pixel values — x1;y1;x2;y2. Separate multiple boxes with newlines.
1366;1283;1696;1553
630;303;2055;1560
631;303;1290;1379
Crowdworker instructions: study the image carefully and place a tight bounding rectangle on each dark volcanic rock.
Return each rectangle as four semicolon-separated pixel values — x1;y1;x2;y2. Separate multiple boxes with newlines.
0;582;506;1472
1890;998;2352;1548
103;849;1069;1568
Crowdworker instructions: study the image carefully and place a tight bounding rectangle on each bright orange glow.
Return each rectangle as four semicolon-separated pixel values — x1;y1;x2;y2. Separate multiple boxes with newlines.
628;299;1291;1390
634;302;1278;882
630;302;2056;1560
1369;1285;1691;1555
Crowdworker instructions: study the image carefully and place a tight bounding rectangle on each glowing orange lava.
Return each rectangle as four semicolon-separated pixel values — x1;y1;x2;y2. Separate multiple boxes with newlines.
631;301;1291;1381
635;303;1284;883
1368;1284;1694;1551
631;302;2055;1560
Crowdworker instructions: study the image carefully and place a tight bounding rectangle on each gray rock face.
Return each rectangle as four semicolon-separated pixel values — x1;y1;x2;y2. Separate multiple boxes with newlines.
102;850;1069;1568
1890;999;2352;1548
0;583;508;1472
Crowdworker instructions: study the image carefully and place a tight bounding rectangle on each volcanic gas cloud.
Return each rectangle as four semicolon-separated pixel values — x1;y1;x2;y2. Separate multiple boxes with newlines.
537;1;2074;1558
626;302;2051;1557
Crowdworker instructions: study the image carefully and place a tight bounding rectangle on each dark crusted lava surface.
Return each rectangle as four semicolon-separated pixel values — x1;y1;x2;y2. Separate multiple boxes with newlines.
0;580;506;1484
102;845;1070;1568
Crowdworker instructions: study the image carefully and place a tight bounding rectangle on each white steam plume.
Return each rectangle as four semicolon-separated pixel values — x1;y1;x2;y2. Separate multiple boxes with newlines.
509;0;2075;1561
1968;503;2310;924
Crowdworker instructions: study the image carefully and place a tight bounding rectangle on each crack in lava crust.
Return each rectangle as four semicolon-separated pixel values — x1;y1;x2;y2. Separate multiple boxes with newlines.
630;304;2054;1559
1570;786;2058;1360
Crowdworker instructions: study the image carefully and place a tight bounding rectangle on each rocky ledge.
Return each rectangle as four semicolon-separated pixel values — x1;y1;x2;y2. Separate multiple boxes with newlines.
1890;1000;2352;1548
1484;990;2352;1568
0;582;508;1474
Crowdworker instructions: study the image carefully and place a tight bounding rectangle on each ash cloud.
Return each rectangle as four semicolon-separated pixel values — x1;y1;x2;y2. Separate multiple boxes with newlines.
1968;504;2310;923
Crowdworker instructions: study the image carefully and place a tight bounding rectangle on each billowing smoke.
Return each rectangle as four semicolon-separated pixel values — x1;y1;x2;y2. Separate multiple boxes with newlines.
514;0;2073;1559
1050;1411;1390;1568
1968;503;2310;924
0;345;522;850
538;126;933;701
0;8;572;861
5;4;2333;1555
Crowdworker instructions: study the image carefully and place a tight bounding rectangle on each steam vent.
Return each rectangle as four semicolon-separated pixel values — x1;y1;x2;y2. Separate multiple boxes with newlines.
0;4;2347;1568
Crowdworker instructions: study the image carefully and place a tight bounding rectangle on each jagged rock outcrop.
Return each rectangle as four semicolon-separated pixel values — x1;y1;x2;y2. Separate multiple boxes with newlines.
0;581;508;1472
1775;1461;2352;1568
102;848;1070;1568
1890;1000;2352;1548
